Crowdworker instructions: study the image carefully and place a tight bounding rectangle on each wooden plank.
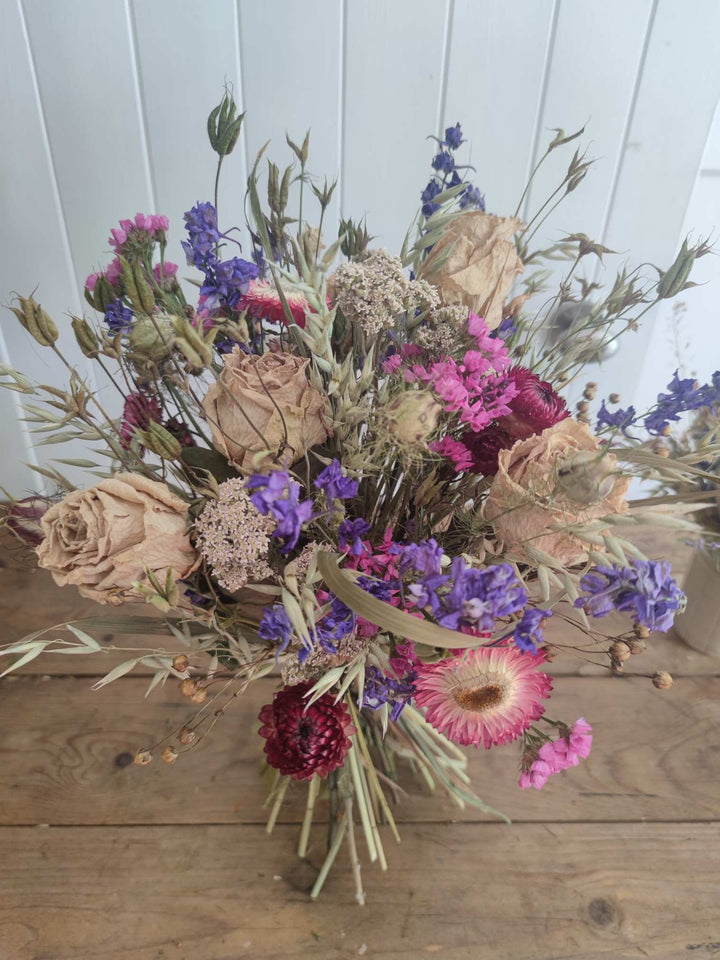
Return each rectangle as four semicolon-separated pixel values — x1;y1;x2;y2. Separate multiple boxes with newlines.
131;0;249;275
1;672;717;826
0;822;718;959
443;0;555;217
342;0;448;254
239;0;342;236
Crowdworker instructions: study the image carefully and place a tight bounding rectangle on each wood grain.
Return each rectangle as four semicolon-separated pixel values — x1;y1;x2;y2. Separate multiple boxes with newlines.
0;822;718;960
2;673;718;826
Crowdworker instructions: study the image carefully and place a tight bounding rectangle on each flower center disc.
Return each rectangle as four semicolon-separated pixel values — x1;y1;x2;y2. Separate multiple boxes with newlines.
455;683;504;712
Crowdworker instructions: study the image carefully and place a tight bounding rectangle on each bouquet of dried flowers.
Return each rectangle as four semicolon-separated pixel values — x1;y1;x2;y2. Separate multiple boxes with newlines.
3;92;719;902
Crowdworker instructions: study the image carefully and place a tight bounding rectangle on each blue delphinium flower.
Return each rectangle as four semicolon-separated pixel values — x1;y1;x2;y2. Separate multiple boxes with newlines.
314;460;358;504
513;607;552;654
398;538;445;577
200;256;258;312
247;471;313;554
409;557;528;631
460;183;485;211
596;400;637;435
421;179;443;217
357;575;400;602
575;559;685;632
644;370;720;436
493;316;518;341
338;517;371;556
259;604;294;654
362;665;416;721
443;122;464;150
182;202;220;269
313;595;356;654
432;149;455;174
104;298;134;333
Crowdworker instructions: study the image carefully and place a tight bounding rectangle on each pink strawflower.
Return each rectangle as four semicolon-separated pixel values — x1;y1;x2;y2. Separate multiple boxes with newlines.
415;646;553;749
237;279;310;328
519;718;593;789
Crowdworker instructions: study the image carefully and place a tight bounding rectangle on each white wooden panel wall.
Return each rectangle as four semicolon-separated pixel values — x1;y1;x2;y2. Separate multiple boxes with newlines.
1;0;719;495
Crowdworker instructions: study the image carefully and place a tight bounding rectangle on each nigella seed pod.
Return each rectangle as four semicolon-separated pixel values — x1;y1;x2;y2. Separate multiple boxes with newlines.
71;316;99;358
652;671;673;690
140;421;183;460
610;640;631;662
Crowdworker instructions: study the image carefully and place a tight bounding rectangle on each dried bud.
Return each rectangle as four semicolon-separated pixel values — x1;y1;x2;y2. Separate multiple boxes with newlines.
627;638;646;655
121;257;155;315
286;130;310;167
650;439;670;457
583;383;597;401
172;655;190;673
207;92;245;157
134;747;152;766
656;238;697;299
382;391;442;446
611;661;624;676
652;671;673;690
161;746;178;764
71;316;100;358
139;421;183;460
611;640;631;662
180;678;197;698
191;687;208;704
172;316;215;372
540;643;557;662
178;726;197;746
609;393;621;404
339;217;371;259
633;623;651;640
9;295;58;347
576;400;590;414
128;314;175;363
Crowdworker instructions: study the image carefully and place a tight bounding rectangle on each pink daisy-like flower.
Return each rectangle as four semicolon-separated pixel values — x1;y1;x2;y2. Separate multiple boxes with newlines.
414;646;553;749
238;279;310;328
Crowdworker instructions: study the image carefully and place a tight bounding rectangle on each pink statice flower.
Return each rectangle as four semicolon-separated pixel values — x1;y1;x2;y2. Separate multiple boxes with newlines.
109;213;169;254
106;257;123;287
390;641;420;677
518;718;593;790
428;435;474;470
153;261;178;288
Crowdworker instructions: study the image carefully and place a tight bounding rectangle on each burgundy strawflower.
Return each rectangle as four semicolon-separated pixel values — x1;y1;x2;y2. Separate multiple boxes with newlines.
498;366;568;440
119;392;162;449
258;682;355;780
461;424;514;475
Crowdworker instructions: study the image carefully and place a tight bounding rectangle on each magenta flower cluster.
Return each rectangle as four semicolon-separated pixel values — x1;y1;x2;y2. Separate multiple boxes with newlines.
519;718;593;790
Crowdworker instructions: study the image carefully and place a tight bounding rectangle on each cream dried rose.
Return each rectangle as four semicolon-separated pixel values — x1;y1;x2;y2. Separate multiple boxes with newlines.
202;348;331;469
421;211;524;329
36;473;198;605
484;419;630;566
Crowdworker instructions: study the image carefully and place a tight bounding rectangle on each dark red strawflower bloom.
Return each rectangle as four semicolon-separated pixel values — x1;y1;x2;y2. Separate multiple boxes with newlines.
258;682;355;780
497;366;568;440
164;417;195;447
460;424;514;475
119;392;162;449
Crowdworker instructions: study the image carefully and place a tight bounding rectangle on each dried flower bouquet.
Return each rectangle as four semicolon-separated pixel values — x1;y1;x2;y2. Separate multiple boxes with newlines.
2;93;719;902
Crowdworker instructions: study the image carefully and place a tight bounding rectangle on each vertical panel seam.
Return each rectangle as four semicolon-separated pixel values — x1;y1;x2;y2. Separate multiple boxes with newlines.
594;0;658;276
233;0;251;194
338;0;348;220
521;0;561;222
125;0;158;211
435;0;455;139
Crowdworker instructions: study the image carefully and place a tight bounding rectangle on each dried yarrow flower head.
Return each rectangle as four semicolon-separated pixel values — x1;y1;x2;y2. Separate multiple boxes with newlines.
330;249;439;338
414;304;470;359
194;478;274;592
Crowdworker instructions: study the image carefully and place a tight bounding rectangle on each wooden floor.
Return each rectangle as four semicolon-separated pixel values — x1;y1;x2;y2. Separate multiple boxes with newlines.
1;529;719;960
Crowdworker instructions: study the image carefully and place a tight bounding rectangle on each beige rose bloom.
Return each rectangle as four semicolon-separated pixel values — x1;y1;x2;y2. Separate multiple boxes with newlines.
202;348;331;469
421;211;524;329
484;419;630;566
36;474;198;605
